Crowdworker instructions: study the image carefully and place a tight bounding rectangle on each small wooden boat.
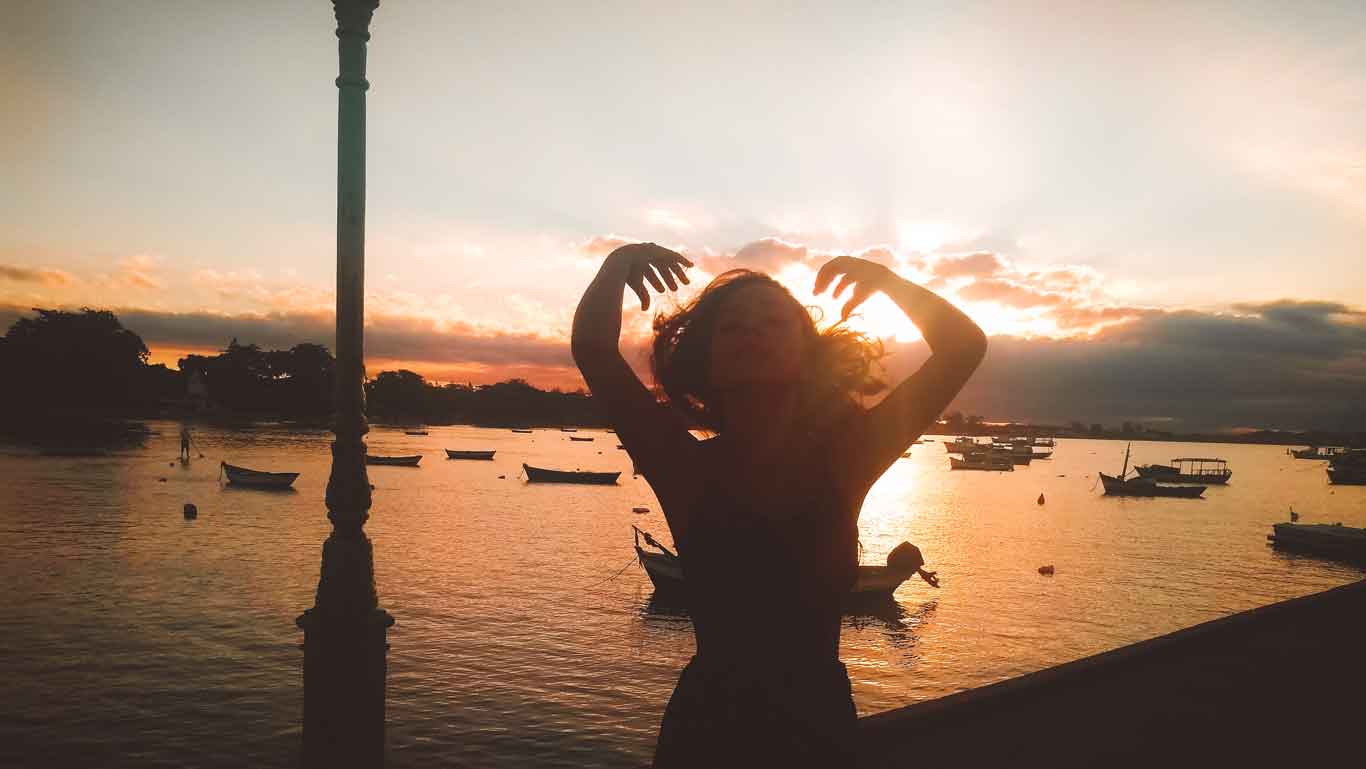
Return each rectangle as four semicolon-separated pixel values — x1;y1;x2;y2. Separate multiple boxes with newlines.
1100;444;1204;498
950;455;1013;471
366;454;422;467
446;449;495;460
632;526;915;600
559;427;578;432
1327;449;1366;482
523;463;619;485
568;436;595;442
1269;522;1366;561
221;461;299;489
404;429;429;436
510;428;534;434
1135;457;1230;484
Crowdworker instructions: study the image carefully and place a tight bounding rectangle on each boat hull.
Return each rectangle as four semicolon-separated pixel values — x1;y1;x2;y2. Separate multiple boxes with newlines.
222;462;299;489
366;454;422;467
635;549;912;600
1269;523;1366;562
1100;472;1205;498
446;449;495;460
950;456;1013;471
523;463;620;485
1327;467;1366;485
1135;466;1230;484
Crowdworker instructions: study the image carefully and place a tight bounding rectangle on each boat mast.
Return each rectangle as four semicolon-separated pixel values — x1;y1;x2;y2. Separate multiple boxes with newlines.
1121;442;1132;479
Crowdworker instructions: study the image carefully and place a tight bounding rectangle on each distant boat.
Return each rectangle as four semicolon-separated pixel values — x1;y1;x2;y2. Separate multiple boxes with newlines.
446;449;495;460
1327;450;1366;485
1135;457;1231;484
559;427;578;433
523;463;619;485
510;428;533;434
221;462;299;489
366;454;422;467
569;436;595;442
1100;444;1205;498
1269;522;1366;561
1290;446;1343;460
632;526;915;600
404;430;429;436
950;455;1013;471
944;436;989;453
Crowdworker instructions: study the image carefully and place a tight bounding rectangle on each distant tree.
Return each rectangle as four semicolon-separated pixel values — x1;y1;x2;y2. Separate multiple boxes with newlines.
0;308;155;410
365;370;430;420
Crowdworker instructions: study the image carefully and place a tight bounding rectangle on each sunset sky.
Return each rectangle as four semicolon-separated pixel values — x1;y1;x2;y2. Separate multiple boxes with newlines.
4;1;1364;431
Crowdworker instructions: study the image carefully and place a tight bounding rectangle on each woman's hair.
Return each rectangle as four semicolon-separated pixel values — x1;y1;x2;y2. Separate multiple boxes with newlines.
650;269;887;434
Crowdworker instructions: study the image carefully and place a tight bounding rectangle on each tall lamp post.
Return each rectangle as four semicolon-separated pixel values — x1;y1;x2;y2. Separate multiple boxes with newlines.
297;2;393;767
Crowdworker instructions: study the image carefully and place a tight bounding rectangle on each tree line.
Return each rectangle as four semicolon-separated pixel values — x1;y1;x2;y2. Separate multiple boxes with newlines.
0;308;604;427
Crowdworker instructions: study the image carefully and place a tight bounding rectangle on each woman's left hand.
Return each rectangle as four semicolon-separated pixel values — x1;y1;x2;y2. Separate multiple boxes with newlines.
812;255;896;321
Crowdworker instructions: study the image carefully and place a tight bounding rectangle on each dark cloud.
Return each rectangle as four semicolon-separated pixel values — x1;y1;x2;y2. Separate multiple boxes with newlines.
0;264;73;285
877;301;1366;431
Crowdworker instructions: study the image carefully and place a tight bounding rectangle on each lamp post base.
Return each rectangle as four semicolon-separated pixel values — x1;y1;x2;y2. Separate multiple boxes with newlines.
297;607;395;769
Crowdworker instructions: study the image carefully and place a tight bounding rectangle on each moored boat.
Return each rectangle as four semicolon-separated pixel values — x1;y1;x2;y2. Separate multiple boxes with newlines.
404;429;429;436
559;427;578;432
510;428;533;434
1101;444;1205;498
366;454;422;467
568;436;595;442
523;463;620;485
1290;446;1343;460
1135;457;1231;484
950;455;1013;471
221;461;299;489
1268;522;1366;562
1327;451;1366;485
632;526;918;601
446;449;495;460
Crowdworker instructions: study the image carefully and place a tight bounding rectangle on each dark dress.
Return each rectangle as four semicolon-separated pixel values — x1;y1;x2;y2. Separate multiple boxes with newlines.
652;432;861;768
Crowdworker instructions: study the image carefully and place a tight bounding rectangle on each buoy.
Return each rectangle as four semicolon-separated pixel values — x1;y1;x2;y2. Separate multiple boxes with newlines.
169;462;175;467
1037;493;1045;505
1038;565;1055;575
183;503;197;519
632;506;649;513
158;477;167;482
498;475;506;479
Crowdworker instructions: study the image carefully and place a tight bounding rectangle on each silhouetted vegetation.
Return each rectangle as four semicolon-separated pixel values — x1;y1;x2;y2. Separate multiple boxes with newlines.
179;340;335;418
365;371;605;427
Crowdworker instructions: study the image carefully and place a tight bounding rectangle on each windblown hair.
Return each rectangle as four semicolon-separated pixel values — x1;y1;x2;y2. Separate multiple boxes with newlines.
650;269;887;434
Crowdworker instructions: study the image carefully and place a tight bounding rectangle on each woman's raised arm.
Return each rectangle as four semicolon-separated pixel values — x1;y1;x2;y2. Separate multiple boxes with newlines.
814;256;987;492
571;243;701;529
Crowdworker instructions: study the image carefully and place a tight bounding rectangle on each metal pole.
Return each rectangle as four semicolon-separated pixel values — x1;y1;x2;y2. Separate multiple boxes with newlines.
297;2;393;767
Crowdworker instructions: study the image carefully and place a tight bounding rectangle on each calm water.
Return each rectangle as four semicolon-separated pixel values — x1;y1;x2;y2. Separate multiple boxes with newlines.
2;423;1363;767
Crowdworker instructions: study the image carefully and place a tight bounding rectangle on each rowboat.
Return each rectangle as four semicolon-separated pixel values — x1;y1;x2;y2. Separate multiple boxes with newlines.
1135;457;1231;484
950;455;1013;471
366;454;422;467
1269;522;1366;562
403;430;429;436
1327;450;1366;485
568;436;595;442
446;449;495;460
1100;444;1204;498
632;526;915;600
523;463;620;485
221;461;299;489
559;427;578;432
510;428;534;434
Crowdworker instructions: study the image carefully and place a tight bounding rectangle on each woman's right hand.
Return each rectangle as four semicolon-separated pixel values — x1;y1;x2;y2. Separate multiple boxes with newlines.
608;243;693;311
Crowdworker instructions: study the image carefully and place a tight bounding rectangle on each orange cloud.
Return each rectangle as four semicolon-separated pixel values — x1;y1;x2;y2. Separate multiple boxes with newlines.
0;264;73;285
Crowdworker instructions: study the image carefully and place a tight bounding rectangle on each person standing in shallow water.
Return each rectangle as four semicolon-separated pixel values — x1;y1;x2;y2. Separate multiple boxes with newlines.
572;242;986;767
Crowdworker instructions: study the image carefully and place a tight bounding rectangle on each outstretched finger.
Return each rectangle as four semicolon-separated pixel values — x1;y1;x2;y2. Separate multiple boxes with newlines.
832;274;854;299
657;263;679;292
840;283;875;320
642;263;667;293
668;261;691;286
627;274;650;311
812;257;848;294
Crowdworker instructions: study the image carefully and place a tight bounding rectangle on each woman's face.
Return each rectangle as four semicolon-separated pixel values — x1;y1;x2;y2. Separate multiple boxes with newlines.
707;282;809;392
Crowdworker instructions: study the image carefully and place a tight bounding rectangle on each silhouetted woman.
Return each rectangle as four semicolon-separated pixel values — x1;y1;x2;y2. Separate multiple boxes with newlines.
572;243;986;767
